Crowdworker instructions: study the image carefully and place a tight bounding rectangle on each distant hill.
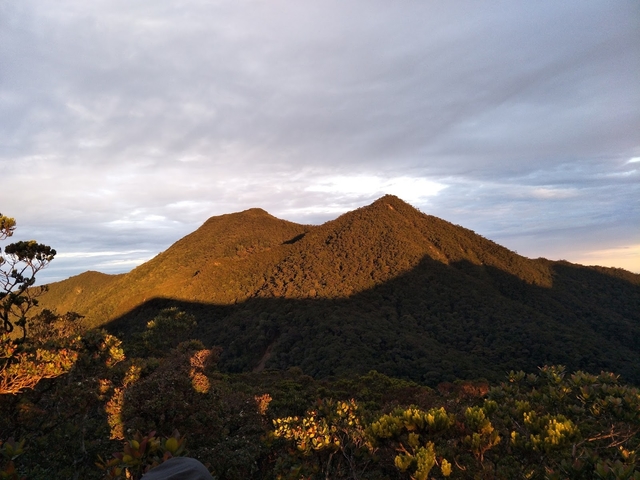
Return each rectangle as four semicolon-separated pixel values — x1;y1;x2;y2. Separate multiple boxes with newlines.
38;195;640;385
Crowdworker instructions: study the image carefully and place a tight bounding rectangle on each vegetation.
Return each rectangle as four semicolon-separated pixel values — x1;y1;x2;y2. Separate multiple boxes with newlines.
36;196;640;385
1;198;638;477
1;215;76;396
1;343;639;478
97;429;188;479
0;214;77;477
0;214;56;339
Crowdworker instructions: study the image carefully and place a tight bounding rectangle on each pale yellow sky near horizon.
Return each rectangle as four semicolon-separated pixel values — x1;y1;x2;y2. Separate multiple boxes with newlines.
571;244;640;274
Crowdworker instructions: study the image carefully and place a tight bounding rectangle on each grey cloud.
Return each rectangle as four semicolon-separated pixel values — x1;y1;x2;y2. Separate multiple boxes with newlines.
1;0;638;279
5;2;636;169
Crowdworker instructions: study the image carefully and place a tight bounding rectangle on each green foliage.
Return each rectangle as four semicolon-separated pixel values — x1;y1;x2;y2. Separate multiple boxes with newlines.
140;308;197;355
371;406;455;438
1;222;56;337
269;366;639;479
97;430;187;480
394;441;441;480
370;406;455;479
271;398;375;479
0;323;139;478
0;438;25;480
0;333;78;395
1;360;639;479
0;218;75;395
463;405;501;462
80;329;126;370
101;338;266;479
485;365;640;478
0;216;16;241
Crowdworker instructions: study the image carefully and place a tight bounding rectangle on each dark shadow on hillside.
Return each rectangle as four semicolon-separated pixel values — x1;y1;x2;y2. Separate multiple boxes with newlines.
282;233;306;245
104;255;640;386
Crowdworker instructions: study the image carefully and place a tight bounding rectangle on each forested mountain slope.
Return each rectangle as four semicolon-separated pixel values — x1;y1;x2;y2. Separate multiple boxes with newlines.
38;195;640;384
41;208;310;322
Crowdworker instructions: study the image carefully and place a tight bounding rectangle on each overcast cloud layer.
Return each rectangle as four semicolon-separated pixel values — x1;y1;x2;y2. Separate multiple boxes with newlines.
1;0;639;283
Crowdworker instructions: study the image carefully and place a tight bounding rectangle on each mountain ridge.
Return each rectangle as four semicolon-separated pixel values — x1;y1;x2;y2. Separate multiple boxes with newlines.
42;194;561;314
37;195;640;384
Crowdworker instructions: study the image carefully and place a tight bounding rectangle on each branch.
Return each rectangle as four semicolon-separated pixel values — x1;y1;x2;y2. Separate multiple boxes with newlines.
1;241;56;336
577;424;640;450
0;347;77;395
0;214;16;241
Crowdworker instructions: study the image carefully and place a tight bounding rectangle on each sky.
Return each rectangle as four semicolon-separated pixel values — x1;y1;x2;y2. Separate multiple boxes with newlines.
1;0;639;284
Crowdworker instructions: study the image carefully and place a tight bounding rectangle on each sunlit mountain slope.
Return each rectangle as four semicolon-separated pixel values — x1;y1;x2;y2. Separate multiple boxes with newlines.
38;195;640;384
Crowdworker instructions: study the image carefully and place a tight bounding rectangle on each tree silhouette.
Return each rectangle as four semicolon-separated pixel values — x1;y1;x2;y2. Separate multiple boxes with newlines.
0;213;56;339
0;214;75;395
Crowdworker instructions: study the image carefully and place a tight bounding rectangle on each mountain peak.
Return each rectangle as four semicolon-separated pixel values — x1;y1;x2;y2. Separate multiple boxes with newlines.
371;193;411;206
232;207;271;217
200;207;273;226
362;194;420;214
36;196;640;384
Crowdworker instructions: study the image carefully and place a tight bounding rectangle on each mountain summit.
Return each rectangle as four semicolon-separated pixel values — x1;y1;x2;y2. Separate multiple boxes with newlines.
38;196;640;384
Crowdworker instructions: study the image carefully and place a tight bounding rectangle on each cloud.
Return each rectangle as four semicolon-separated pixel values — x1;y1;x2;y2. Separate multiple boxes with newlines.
55;250;151;259
306;175;446;200
1;1;639;280
37;250;157;284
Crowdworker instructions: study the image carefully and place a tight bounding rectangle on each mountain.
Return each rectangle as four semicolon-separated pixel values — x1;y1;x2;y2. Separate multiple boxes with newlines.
37;195;640;385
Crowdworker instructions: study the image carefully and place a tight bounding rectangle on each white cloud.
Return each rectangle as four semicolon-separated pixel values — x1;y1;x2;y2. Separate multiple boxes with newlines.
94;258;155;269
306;175;446;201
529;187;578;199
56;250;151;259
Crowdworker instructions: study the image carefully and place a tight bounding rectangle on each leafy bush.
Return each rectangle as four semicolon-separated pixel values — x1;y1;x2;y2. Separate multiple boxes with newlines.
271;399;375;479
140;308;197;355
0;438;24;480
97;430;187;480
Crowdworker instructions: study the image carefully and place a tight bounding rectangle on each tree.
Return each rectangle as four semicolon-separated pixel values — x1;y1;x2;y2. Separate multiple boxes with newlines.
0;214;75;395
0;213;56;340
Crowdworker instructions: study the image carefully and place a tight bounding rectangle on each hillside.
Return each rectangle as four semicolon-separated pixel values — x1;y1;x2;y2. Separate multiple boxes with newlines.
41;208;310;322
37;195;640;385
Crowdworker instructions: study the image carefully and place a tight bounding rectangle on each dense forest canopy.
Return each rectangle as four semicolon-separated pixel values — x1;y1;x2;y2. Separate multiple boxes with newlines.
35;195;640;385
